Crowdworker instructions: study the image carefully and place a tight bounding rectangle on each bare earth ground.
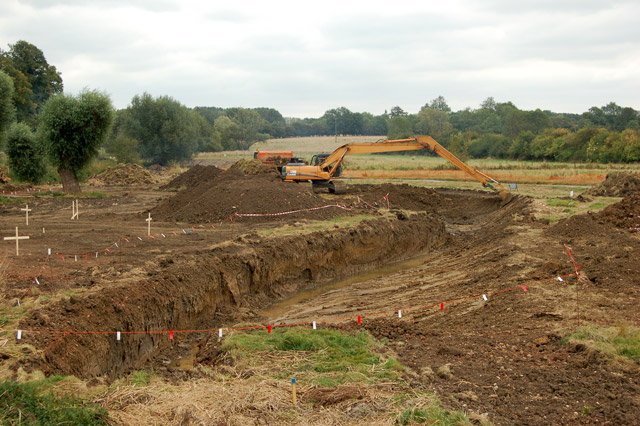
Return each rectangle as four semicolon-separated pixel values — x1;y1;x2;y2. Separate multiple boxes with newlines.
0;166;639;425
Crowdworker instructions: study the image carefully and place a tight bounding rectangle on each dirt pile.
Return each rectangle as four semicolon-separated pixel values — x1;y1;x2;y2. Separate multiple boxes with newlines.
585;172;640;196
160;165;224;190
89;164;156;186
0;183;34;192
552;191;640;237
547;190;640;295
154;161;449;224
152;160;509;225
598;191;640;229
349;183;443;212
228;159;280;176
153;168;348;224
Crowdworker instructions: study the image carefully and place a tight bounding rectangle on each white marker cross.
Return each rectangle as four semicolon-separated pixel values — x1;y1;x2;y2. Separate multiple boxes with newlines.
146;212;152;236
4;227;29;256
21;204;32;225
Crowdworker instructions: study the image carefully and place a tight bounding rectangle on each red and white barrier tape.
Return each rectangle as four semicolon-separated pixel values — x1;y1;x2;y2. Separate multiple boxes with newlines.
12;272;579;341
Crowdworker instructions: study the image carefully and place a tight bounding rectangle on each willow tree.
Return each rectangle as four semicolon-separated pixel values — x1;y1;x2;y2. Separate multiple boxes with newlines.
39;90;113;192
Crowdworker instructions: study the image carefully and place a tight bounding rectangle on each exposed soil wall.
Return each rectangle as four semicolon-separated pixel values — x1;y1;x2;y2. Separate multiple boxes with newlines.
25;213;447;378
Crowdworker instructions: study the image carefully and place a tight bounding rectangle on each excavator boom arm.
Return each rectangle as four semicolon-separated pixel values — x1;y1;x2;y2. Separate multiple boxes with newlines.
282;136;512;202
319;142;426;177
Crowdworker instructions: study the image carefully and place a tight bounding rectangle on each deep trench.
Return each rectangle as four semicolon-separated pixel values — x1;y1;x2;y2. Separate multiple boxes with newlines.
31;213;448;378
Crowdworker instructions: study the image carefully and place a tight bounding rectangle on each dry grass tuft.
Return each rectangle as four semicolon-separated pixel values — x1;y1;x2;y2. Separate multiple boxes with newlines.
96;375;413;426
95;327;478;425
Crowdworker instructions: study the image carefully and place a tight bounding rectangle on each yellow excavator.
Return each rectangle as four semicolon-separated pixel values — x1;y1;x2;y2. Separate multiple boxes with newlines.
281;136;512;204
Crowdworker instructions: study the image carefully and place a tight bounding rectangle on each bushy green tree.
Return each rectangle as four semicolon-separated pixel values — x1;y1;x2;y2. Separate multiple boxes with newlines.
6;123;45;182
467;134;510;158
39;90;114;192
424;95;451;113
225;107;270;148
0;40;63;124
508;130;535;159
254;107;286;138
321;107;364;136
387;116;413;139
416;108;453;138
503;109;551;137
450;108;476;132
528;128;570;160
389;106;408;118
213;115;242;150
621;129;640;161
116;93;200;165
0;70;15;141
361;112;387;135
105;135;141;164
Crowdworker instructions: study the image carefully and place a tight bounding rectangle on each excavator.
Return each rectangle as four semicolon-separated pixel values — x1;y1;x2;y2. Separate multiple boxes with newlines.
280;136;513;204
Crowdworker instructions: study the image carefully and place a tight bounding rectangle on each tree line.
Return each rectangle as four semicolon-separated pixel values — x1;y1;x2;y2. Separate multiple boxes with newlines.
1;41;639;192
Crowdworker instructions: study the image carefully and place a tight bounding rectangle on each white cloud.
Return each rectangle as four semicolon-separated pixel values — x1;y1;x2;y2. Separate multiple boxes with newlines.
1;0;638;116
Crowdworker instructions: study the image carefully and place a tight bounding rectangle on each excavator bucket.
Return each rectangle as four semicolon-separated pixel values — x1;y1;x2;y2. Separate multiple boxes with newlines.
498;189;513;206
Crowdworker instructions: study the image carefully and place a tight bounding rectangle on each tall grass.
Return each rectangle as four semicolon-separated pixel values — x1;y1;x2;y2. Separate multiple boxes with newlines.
564;325;640;362
0;378;109;425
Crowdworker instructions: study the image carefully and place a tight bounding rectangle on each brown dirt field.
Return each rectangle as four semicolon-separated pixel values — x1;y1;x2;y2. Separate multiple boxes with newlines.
1;167;639;425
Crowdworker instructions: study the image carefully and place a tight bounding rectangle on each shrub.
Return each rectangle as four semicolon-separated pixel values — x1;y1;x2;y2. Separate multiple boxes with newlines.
0;380;109;425
5;123;46;183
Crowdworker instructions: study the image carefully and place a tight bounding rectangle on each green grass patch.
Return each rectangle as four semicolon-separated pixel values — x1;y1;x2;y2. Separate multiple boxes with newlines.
546;198;576;207
0;196;20;204
128;370;151;387
0;379;109;425
36;190;109;198
588;202;608;210
564;325;640;362
393;391;476;425
223;327;403;385
82;191;110;198
0;304;30;327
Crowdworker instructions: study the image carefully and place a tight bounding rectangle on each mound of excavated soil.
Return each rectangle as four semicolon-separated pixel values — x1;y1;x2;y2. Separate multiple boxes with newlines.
89;164;156;186
160;165;224;190
152;160;511;225
228;159;280;176
585;172;640;197
153;168;346;224
597;191;640;229
553;191;640;238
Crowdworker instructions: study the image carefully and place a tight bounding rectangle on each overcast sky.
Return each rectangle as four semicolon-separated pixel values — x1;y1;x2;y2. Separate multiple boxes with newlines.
2;0;639;117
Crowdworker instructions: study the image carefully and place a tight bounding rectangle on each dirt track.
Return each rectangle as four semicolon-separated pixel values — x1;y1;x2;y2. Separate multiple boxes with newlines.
1;166;639;425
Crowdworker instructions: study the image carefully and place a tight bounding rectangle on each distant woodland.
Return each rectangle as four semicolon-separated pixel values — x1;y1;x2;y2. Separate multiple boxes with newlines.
2;41;639;173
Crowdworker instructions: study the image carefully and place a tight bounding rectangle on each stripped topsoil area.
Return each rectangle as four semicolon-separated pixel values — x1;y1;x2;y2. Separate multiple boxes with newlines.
2;165;639;425
263;189;640;425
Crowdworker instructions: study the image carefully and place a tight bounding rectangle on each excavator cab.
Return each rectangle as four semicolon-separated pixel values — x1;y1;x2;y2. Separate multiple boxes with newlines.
311;153;342;177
